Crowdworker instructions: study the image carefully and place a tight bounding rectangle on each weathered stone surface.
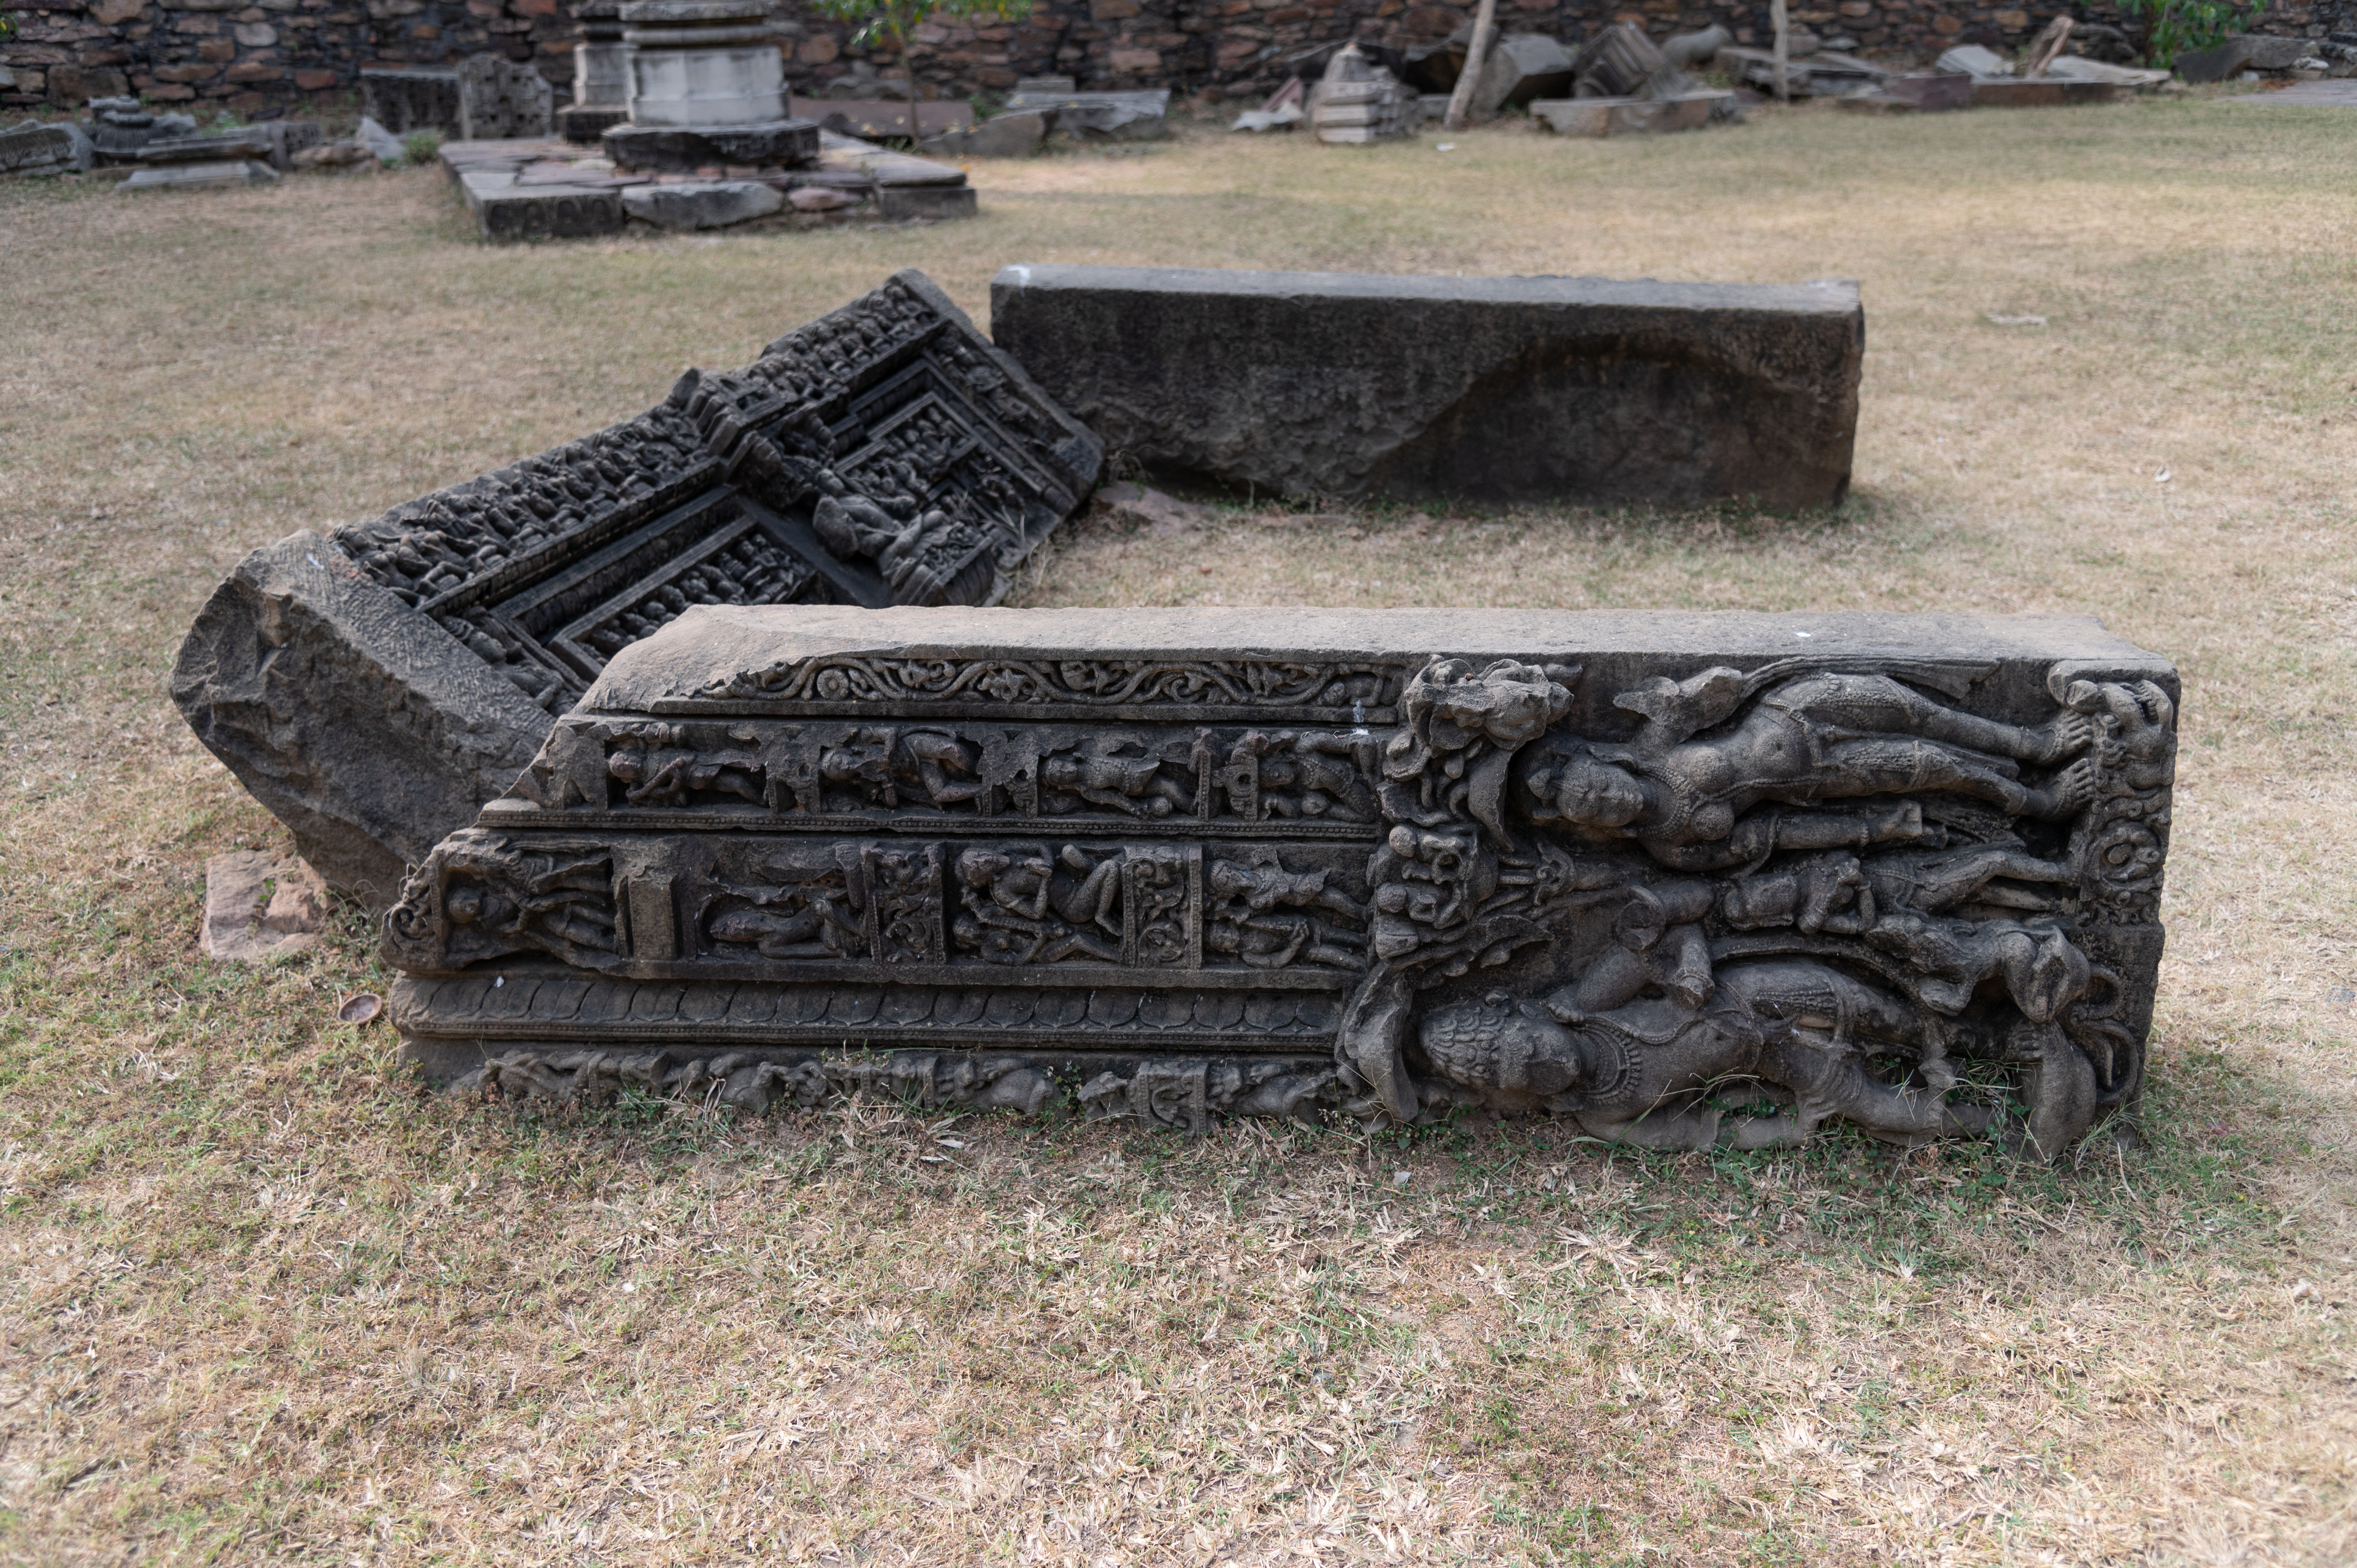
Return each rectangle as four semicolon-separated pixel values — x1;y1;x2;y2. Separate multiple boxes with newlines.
1882;72;1974;111
602;117;817;171
0;119;90;175
1466;33;1575;118
356;116;405;164
1311;42;1419;144
2176;35;2308;83
118;159;279;190
557;104;631;143
919;108;1046;158
140;120;319;173
200;850;330;963
460;168;628;240
991;265;1861;509
86;97;197;161
457;54;555;141
790;96;977;140
383;603;2177;1162
876;183;977;220
1971;77;2118;107
1532;91;1728;136
1001;87;1168;139
621;176;783;228
622;0;785;128
172;272;1102;899
359;67;461;137
170;533;556;902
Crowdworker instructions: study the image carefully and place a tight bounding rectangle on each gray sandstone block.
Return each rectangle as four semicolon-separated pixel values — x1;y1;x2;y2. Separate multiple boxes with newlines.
169;532;555;903
460;170;628;242
171;272;1102;900
991;264;1862;509
622;178;785;229
0;120;91;176
602;118;818;172
877;183;977;221
118;160;280;191
381;602;2177;1158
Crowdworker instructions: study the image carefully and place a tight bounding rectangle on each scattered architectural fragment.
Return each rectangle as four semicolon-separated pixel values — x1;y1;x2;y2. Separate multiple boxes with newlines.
1000;85;1170;139
621;178;784;229
199;851;329;964
140;121;321;175
0;119;90;176
359;67;462;137
118;161;279;191
87;97;193;161
1532;91;1732;136
620;0;786;128
561;1;634;143
457;53;555;141
1311;44;1420;144
1465;33;1575;117
919;108;1048;157
991;264;1860;508
792;96;976;139
382;604;2175;1161
2174;34;2310;83
170;270;1103;899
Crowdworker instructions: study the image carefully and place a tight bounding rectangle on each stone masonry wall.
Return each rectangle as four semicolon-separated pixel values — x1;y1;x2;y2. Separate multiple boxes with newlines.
4;0;2351;116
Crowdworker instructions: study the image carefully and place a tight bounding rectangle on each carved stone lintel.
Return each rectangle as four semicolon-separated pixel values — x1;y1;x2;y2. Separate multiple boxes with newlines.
386;606;2177;1158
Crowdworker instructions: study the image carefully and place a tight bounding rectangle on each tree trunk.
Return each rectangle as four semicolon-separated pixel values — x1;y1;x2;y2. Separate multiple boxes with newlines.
1771;0;1789;103
902;38;921;139
1442;0;1498;132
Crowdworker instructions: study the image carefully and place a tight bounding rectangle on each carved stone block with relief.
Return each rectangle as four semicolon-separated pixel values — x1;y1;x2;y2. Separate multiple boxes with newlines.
383;605;2177;1157
168;272;1102;901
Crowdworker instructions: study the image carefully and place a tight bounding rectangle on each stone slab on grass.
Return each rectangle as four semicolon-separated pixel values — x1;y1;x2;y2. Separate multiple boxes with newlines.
1531;92;1726;135
919;109;1047;159
118;160;279;191
459;168;627;242
200;850;330;964
1972;78;2119;107
0;120;92;176
622;178;785;230
991;264;1861;509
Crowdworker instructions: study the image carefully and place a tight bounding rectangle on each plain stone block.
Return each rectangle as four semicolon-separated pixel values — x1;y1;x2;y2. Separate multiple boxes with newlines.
991;265;1862;509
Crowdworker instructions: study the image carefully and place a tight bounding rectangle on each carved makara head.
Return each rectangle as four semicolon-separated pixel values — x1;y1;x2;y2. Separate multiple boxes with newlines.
1418;994;1587;1098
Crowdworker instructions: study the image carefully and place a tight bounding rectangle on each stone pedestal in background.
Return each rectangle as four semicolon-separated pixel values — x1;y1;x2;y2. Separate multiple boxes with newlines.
562;1;634;143
622;0;785;127
604;0;815;172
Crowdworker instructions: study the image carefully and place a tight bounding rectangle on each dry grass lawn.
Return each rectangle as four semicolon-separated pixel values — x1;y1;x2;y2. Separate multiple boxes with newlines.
4;96;2356;1565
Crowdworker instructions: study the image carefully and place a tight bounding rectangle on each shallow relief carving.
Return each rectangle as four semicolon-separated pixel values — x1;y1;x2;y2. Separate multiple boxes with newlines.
386;616;2176;1157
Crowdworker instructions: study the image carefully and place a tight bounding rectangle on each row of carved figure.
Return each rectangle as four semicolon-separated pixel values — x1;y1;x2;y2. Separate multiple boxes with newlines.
593;720;1386;823
400;649;2174;1153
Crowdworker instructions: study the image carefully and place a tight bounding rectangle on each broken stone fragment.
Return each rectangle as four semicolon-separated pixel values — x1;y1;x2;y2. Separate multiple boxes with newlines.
171;271;1101;902
199;850;330;964
622;178;785;230
1091;481;1212;538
